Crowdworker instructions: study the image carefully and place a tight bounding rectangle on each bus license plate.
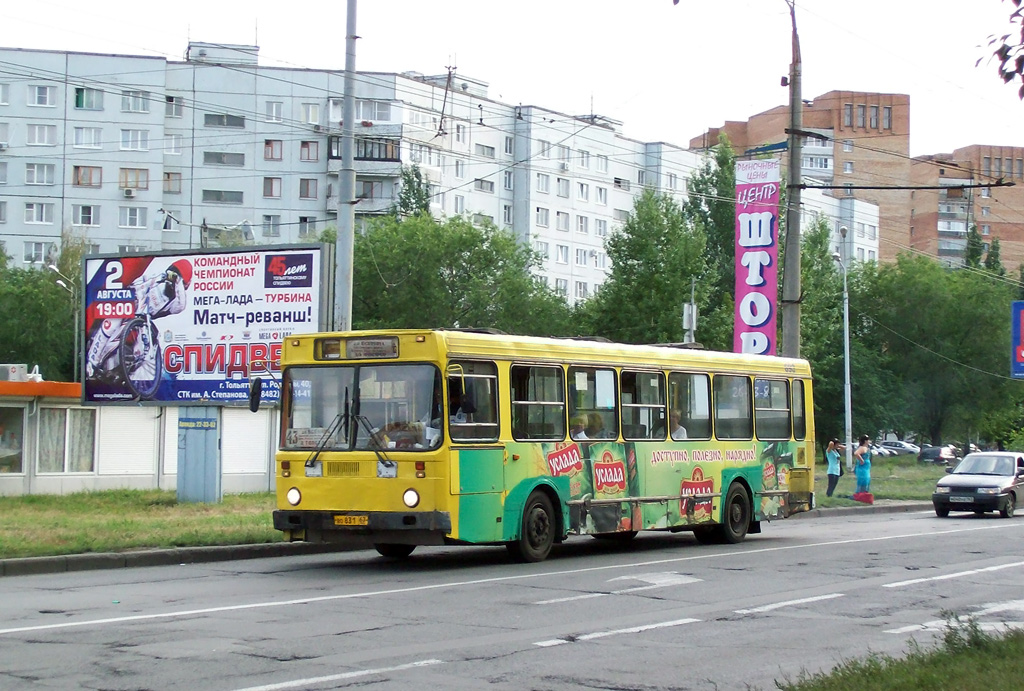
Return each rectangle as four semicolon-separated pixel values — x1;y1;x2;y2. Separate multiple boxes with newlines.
334;515;368;526
949;496;972;503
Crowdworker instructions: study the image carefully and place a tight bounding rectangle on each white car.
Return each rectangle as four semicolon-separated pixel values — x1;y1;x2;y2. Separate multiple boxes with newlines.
881;440;920;456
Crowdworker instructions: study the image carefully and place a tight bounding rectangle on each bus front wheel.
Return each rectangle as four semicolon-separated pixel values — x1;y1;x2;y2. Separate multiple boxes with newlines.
718;484;751;544
508;491;555;563
374;543;415;558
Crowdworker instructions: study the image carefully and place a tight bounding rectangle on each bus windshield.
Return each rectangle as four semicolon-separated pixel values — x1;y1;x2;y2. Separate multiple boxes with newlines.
283;363;442;451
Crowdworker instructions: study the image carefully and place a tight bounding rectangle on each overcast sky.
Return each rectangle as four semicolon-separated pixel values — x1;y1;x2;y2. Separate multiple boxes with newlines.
6;0;1021;156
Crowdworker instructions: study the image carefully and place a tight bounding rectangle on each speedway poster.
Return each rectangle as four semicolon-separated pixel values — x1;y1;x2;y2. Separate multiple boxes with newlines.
82;246;324;405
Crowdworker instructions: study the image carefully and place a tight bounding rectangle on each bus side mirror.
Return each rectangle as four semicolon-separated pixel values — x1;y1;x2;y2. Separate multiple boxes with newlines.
249;377;262;412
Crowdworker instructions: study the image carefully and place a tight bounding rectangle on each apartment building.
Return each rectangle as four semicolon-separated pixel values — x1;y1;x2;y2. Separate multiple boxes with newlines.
0;42;713;303
910;146;1024;268
690;90;907;264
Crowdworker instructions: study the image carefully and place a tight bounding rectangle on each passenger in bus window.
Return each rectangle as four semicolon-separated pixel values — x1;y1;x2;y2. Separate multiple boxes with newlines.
670;411;688;440
586;413;608;439
570;416;589;441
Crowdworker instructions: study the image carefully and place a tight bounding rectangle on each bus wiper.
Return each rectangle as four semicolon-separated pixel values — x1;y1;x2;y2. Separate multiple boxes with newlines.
353;413;393;467
305;410;347;468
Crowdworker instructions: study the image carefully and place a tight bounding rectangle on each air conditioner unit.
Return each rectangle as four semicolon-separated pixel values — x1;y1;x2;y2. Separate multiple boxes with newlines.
123;188;136;198
559;162;570;171
0;143;8;151
312;124;323;132
0;364;27;382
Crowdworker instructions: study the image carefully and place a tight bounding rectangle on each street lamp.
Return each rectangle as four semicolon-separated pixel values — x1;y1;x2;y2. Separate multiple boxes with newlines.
48;264;80;384
832;226;853;471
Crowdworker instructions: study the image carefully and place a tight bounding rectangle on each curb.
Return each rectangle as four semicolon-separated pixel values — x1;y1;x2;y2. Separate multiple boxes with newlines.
1;503;935;577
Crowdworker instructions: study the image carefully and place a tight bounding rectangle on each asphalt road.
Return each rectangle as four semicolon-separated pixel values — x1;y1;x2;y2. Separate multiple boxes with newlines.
2;505;1023;690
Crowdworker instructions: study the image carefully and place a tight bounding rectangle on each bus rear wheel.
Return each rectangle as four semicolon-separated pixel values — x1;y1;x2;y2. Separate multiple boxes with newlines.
718;484;751;544
374;543;415;558
507;490;555;563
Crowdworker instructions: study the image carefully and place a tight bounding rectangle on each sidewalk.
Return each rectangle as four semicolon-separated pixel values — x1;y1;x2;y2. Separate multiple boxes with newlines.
0;501;934;578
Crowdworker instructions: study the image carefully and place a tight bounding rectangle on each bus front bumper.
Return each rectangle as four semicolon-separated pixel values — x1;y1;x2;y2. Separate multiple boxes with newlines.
273;510;452;546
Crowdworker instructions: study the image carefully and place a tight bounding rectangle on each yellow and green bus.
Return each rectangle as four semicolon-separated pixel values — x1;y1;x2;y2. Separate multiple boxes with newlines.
254;329;815;562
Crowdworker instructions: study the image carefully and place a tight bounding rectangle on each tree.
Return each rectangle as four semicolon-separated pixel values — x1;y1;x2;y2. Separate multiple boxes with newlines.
579;189;708;344
392;165;432;218
964;223;984;268
988;0;1024;98
352;214;573;335
985;237;1007;276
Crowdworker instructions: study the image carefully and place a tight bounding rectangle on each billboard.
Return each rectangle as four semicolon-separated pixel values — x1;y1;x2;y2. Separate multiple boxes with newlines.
82;246;325;405
733;159;781;355
1013;301;1024;379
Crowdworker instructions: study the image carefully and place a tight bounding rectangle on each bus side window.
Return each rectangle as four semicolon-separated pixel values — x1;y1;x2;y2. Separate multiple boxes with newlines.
713;374;753;440
754;378;791;440
669;371;711;440
792;379;807;440
448;361;499;443
510;364;565;441
621;370;665;441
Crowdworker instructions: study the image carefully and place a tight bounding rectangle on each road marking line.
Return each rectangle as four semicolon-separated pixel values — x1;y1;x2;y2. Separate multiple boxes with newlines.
882;560;1024;588
3;521;1018;636
734;593;844;614
534;617;700;647
229;659;444;691
535;574;701;604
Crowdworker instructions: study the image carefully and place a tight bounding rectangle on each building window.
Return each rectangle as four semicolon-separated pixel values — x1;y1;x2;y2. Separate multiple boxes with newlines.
557;145;571;163
982;206;991;216
504;136;513;155
0;164;5;184
843;139;854;152
474;178;495;193
538;140;551;158
577;182;589;201
668;173;677;190
354;138;399;161
357;180;383;199
204;151;245;166
536;173;550;193
74;87;103;110
165;95;183;117
1017;159;1023;178
299;179;318;199
0;83;8;105
298;216;317;236
73;127;102;149
472;213;493;226
119;168;149;189
983;157;991;176
265;139;283;160
614;177;630;191
262;215;281;237
72;165;101;187
576;248;588;265
555;278;568;296
596;154;609;173
869;105;879;129
843;161;854;174
882;106;892;130
300;141;319;161
204;113;245;128
355;99;391;121
24;241;46;262
120;129;149;151
535;241;550;259
638;170;647;185
595;218;608;237
575;281;588;299
165;134;182;155
536;207;550;227
595;252;607;269
613;208;630;222
504;170;514;190
454;195;465;214
503;204;513;225
263;177;282;198
455;124;466;143
118;206;147;228
981;187;991;198
596;187;607;205
26;163;55;185
454;159;465;178
981;224;991;235
843;103;853;127
164;172;182;193
557;178;570;198
27;124;57;146
266;101;283;122
475;143;495;158
118;244;147;253
577;215;589;234
201;190;243;204
556;244;569;264
121;90;150;113
856;104;866;128
29;85;57;107
556;211;570;231
72;205;100;226
844;184;853;197
302;103;320;125
579;150;590;169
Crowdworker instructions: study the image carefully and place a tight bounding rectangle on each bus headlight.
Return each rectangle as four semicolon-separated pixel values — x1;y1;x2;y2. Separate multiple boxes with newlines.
286;487;302;506
402;489;420;508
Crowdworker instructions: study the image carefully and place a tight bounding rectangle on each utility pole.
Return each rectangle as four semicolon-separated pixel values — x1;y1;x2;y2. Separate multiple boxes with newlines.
781;0;803;358
334;0;358;332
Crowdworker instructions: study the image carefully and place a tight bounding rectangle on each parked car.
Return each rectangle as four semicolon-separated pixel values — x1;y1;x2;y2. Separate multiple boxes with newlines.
932;452;1024;518
881;440;920;456
870;444;895;458
918;445;959;465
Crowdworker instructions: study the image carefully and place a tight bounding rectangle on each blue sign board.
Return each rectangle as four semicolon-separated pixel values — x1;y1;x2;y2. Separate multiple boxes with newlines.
1012;301;1024;379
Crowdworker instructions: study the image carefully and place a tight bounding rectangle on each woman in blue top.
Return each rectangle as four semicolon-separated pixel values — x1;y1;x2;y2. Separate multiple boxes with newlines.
825;438;842;497
854;434;872;494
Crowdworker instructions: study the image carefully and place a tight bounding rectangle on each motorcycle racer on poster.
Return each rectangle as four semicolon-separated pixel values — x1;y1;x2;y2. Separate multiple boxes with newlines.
85;259;192;398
